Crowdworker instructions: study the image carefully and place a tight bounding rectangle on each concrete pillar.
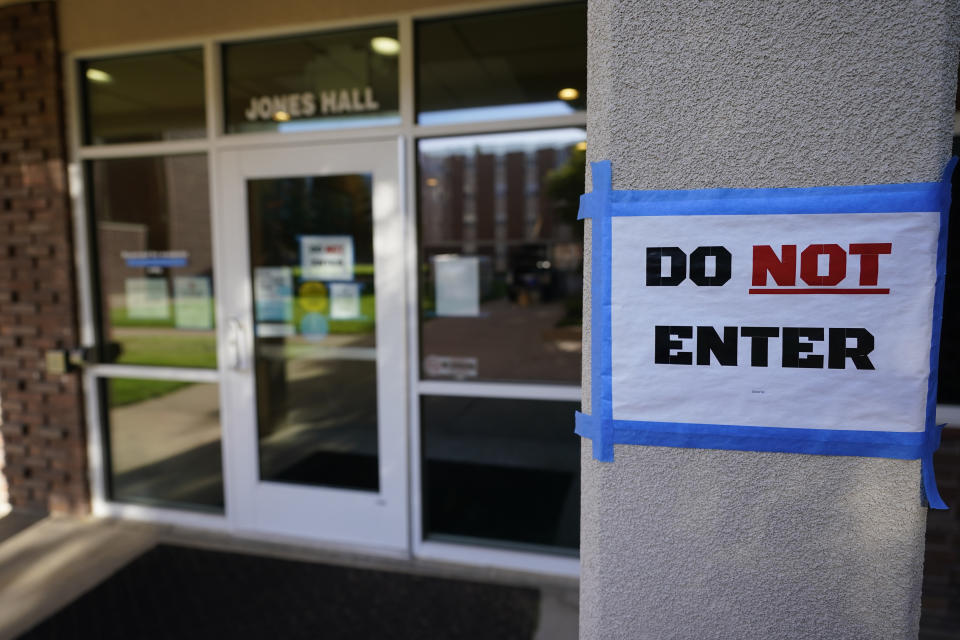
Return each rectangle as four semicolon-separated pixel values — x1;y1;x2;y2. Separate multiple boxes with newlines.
580;2;958;639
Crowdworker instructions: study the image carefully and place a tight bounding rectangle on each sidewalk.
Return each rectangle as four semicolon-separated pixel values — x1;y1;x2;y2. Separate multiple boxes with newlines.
0;515;157;640
0;513;578;640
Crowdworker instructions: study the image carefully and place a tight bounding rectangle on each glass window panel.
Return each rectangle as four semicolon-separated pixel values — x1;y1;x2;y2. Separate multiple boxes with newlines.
89;155;216;369
418;129;585;384
416;3;586;125
937;135;960;404
103;378;223;512
421;396;579;552
921;428;960;634
247;175;379;492
81;49;206;144
223;25;400;134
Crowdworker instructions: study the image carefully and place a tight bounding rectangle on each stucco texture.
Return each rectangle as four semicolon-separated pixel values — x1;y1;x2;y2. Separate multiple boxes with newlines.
580;1;959;639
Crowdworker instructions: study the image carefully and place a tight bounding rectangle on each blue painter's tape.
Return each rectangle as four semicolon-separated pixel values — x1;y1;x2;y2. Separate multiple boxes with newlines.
578;192;604;220
125;257;188;268
589;160;614;461
923;425;948;509
607;181;944;217
575;412;926;460
920;156;957;508
574;410;589;437
576;158;955;509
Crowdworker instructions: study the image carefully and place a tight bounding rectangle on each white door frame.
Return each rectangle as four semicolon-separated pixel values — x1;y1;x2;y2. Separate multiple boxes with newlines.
216;137;409;551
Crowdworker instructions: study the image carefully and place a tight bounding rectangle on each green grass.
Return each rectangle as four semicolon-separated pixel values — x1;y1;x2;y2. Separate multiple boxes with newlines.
290;264;374;277
107;284;374;371
115;333;218;369
306;292;376;335
106;332;214;407
110;306;177;328
109;378;193;408
276;292;377;335
110;305;218;329
105;288;376;407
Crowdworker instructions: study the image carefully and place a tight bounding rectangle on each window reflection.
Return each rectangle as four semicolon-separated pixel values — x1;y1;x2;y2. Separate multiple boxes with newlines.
418;129;585;384
105;379;224;511
223;26;400;134
89;155;217;369
936;136;960;403
247;175;379;492
416;3;587;125
81;49;206;144
421;396;580;552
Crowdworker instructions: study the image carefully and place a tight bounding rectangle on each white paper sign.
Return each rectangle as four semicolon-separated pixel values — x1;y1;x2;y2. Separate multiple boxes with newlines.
300;235;354;281
329;282;361;319
256;323;295;338
125;278;169;320
434;255;480;317
610;211;939;434
254;267;294;322
173;276;213;329
424;355;479;379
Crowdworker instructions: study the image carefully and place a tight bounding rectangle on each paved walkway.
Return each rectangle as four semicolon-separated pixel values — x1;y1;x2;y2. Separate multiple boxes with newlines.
0;516;157;640
0;513;578;640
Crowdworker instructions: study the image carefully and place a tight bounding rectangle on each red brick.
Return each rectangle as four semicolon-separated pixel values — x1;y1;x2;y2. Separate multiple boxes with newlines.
0;2;87;515
7;486;31;501
6;302;37;314
2;440;25;455
0;324;37;336
5;102;41;117
2;51;36;66
23;245;51;257
28;378;59;391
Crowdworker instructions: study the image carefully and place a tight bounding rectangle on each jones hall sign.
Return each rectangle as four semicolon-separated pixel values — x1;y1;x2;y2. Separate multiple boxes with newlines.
244;87;381;121
575;159;955;508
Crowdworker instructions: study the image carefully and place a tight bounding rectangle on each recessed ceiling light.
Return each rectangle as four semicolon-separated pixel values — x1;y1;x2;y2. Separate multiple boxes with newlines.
273;111;291;122
557;88;579;101
370;37;400;56
85;68;113;83
574;141;587;152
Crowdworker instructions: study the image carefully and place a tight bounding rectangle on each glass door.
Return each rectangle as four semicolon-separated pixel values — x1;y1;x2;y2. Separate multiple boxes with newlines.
217;139;407;549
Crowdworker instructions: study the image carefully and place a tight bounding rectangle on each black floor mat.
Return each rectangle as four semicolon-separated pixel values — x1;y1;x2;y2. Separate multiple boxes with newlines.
17;544;540;640
425;460;579;549
269;451;379;491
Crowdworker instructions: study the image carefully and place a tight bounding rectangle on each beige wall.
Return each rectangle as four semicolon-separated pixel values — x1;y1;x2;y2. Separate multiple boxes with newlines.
58;0;510;52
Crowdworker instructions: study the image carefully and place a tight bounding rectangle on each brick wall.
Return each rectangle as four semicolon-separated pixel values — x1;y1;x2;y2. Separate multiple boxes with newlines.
0;0;88;514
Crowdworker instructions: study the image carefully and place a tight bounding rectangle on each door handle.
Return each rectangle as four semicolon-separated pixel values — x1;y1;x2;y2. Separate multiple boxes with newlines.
44;342;124;374
227;318;250;372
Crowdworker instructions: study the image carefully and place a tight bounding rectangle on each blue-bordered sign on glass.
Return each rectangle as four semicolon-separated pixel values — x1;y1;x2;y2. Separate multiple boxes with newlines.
121;250;188;268
576;158;956;509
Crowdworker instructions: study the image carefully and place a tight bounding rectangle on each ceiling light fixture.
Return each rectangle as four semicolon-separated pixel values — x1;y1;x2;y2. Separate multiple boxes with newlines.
273;111;291;122
557;87;579;101
85;68;113;84
370;37;400;56
575;141;587;152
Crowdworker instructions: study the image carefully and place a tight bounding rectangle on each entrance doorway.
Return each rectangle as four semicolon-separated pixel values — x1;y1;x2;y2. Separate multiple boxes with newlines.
217;139;408;549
